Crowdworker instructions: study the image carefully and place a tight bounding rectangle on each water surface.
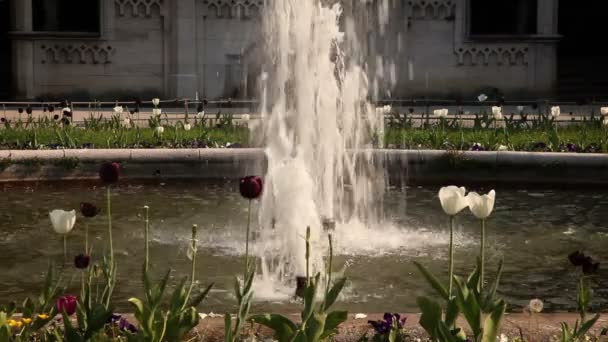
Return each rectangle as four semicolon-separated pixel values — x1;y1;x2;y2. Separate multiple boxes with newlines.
1;180;606;313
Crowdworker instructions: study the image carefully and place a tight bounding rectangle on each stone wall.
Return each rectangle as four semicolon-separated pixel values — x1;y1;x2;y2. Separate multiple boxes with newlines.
9;0;560;100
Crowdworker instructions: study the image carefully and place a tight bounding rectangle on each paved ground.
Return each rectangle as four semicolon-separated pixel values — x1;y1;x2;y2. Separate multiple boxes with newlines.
188;313;608;341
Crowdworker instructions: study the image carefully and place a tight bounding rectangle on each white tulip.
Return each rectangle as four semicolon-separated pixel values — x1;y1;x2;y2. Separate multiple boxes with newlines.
466;190;496;219
152;108;162;116
122;118;131;128
601;107;608;116
152;98;160;107
478;94;488;102
197;111;205;119
113;106;123;114
183;123;192;131
604;117;608;127
551;106;561;118
49;210;76;235
517;106;524;112
438;186;468;216
492;106;503;120
62;107;71;113
186;242;197;261
155;126;164;134
497;145;508;151
433;108;448;118
529;298;543;313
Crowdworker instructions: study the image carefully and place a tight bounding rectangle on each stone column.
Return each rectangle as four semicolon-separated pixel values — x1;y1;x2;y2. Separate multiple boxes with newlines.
11;0;35;99
168;0;198;98
533;0;560;97
537;0;559;36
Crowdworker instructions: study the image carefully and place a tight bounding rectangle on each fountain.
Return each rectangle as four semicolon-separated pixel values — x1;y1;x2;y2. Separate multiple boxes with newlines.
252;0;389;298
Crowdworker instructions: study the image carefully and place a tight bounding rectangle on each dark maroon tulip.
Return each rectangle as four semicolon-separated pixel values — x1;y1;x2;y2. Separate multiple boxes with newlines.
17;108;23;114
239;176;263;199
568;251;585;266
48;105;55;113
80;202;99;218
0;118;5;123
74;254;90;269
99;162;120;184
53;114;59;120
56;295;78;315
26;106;33;114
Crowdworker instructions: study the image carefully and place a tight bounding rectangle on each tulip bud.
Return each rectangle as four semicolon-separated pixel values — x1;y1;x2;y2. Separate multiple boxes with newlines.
152;98;160;107
74;254;90;269
80;202;99;218
239;176;263;199
56;295;78;315
99;162;120;184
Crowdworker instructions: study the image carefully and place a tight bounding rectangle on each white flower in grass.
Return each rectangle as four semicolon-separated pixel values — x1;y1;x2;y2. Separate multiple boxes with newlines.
152;108;162;116
551;106;561;118
155;126;164;134
497;145;508;151
466;190;496;219
433;108;448;118
492;106;503;120
438;186;468;216
183;123;192;131
529;298;543;313
152;98;160;107
354;313;367;319
49;210;76;235
478;94;488;102
113;106;123;114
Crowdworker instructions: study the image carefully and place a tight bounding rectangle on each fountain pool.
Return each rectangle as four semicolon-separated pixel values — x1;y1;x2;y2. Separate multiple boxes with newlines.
1;180;606;313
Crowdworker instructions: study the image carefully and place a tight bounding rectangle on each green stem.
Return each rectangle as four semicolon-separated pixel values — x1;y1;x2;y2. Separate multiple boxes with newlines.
244;199;252;279
106;186;114;262
480;219;485;291
85;222;89;255
306;226;311;286
184;224;197;308
144;206;150;273
63;235;67;265
448;216;454;298
326;234;333;298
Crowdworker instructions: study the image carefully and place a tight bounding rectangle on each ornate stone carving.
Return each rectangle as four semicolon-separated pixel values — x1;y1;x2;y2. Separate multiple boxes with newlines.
407;0;455;20
202;0;264;20
115;0;164;17
455;44;529;66
40;44;114;64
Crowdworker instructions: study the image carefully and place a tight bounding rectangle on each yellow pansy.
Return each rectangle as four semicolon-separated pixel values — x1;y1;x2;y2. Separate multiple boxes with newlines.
37;313;49;320
8;320;23;328
22;318;32;324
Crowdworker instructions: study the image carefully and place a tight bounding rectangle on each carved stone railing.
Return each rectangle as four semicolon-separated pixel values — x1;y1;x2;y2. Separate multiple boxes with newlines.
454;44;529;66
407;0;455;20
201;0;264;20
114;0;164;17
40;43;114;64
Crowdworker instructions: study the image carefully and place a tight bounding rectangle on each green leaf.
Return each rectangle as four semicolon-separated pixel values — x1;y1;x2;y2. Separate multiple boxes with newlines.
304;312;326;342
481;300;506;342
249;314;297;342
575;314;600;338
84;304;113;339
224;313;232;342
322;278;346;312
62;311;84;342
320;311;348;339
417;296;442;340
454;276;482;339
189;283;214;308
413;261;449;300
302;274;320;323
128;298;145;316
444;297;460;328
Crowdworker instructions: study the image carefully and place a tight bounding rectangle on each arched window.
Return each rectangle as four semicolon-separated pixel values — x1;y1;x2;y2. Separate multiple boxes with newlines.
33;0;100;33
470;0;537;36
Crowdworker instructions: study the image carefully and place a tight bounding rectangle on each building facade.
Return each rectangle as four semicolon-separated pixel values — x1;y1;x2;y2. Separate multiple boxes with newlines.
4;0;563;101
